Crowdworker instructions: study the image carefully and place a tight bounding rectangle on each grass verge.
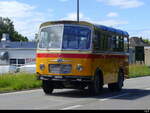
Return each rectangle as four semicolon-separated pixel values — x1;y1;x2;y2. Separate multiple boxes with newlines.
0;73;42;93
0;64;150;93
129;64;150;78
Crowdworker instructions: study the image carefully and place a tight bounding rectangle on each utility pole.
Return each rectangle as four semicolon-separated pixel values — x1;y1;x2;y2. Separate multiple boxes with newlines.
77;0;79;22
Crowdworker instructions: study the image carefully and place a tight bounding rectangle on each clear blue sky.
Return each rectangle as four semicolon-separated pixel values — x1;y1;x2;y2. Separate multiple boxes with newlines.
0;0;150;40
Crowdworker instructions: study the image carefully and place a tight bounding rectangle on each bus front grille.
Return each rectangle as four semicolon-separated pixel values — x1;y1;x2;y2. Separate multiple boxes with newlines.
49;64;72;74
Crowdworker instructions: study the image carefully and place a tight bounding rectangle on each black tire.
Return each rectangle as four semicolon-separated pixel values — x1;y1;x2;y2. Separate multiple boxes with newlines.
108;70;124;92
88;71;103;95
42;80;54;95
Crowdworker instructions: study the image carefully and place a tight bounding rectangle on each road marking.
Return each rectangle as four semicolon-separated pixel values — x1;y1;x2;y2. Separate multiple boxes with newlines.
61;105;83;110
0;89;42;96
99;93;129;101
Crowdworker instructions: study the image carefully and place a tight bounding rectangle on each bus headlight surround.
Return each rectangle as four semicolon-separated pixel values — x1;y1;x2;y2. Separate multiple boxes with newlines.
76;64;84;72
40;64;45;71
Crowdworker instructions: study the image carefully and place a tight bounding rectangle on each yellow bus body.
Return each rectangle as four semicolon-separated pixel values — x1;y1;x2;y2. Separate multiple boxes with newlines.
36;50;128;84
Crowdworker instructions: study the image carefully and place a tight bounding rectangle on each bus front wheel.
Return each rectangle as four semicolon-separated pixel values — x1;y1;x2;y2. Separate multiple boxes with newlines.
42;80;54;95
88;71;103;95
108;70;124;92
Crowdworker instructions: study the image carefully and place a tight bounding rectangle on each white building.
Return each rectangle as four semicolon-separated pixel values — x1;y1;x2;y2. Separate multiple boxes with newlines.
0;34;37;74
145;47;150;66
0;41;37;67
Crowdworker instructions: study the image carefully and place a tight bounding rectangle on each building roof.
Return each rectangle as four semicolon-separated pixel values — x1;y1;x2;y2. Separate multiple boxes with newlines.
0;42;37;49
129;37;150;47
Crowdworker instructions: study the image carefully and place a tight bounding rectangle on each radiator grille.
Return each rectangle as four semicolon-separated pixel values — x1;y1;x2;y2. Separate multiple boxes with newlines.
49;64;72;74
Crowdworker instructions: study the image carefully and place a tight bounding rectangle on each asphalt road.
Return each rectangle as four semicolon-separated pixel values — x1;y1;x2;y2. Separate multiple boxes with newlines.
0;76;150;110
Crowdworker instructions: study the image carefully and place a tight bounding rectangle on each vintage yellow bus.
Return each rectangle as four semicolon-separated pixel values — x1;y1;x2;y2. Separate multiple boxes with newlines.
36;21;129;95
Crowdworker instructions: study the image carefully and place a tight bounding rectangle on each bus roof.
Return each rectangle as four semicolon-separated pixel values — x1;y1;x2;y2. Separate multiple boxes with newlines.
40;20;93;28
94;25;129;37
40;20;129;37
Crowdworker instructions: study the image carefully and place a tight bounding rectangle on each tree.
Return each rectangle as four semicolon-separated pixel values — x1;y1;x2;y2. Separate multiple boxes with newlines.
143;39;150;45
12;31;28;41
0;17;28;42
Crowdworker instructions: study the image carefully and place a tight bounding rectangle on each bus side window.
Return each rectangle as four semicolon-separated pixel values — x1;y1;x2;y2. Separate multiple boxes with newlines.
108;35;115;51
118;36;124;52
103;34;108;51
124;37;129;52
107;36;111;51
100;34;104;51
112;36;117;51
93;30;101;51
116;36;119;51
111;36;116;51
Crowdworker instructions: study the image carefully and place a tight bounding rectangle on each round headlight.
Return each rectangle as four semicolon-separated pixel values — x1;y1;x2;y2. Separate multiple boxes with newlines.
40;64;45;71
76;64;84;72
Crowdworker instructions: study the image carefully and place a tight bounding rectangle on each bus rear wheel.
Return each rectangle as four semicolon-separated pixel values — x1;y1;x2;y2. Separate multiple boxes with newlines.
88;71;103;95
108;70;124;92
42;80;54;95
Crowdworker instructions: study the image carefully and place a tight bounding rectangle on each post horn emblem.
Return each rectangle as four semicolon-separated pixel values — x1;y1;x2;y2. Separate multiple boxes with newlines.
57;58;63;63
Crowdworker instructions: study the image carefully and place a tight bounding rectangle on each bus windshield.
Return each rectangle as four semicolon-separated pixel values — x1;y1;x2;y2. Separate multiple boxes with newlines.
38;25;91;50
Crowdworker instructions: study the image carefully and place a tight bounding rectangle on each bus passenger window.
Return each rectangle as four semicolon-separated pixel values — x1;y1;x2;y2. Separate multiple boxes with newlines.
93;31;101;51
124;37;129;52
118;36;124;52
100;34;106;51
112;36;117;51
116;36;119;51
103;35;108;51
111;37;116;51
108;36;114;51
